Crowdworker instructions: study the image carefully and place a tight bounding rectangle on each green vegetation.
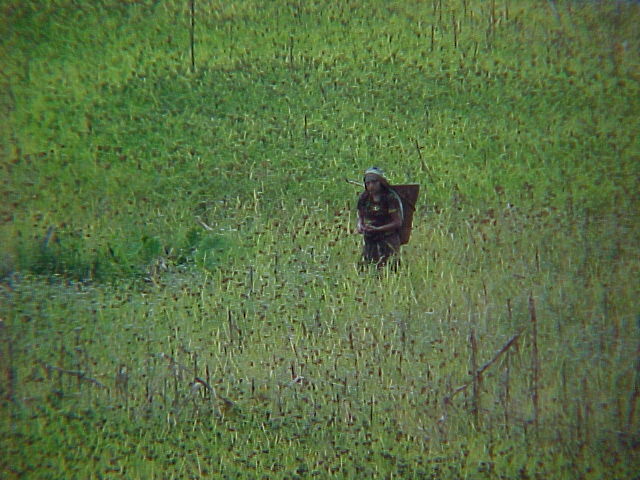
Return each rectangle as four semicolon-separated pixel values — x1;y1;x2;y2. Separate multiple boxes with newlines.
1;0;639;478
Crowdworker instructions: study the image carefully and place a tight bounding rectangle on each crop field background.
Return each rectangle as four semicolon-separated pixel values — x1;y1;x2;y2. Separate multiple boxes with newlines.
1;0;639;478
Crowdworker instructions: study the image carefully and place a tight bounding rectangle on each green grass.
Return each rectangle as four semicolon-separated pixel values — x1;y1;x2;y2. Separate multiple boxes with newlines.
1;0;639;478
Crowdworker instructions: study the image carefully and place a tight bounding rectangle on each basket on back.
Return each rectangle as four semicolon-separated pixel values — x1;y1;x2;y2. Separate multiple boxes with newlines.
390;184;420;245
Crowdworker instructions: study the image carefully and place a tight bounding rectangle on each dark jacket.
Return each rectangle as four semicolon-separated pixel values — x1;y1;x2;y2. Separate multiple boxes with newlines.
357;189;402;240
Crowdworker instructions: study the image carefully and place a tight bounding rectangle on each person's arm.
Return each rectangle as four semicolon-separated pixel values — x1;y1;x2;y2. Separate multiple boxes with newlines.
357;210;366;233
356;194;367;234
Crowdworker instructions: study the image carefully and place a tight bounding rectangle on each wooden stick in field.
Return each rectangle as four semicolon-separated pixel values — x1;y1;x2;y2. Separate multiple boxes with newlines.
627;317;640;432
529;294;540;434
470;328;480;425
444;329;524;405
190;0;196;72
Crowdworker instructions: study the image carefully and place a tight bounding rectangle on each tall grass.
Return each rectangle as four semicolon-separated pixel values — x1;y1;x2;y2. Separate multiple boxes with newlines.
1;0;639;477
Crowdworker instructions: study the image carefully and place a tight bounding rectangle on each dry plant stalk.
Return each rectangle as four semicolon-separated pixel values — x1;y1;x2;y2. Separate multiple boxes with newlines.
529;294;540;433
115;364;129;398
582;376;590;447
502;348;511;432
189;0;196;73
443;329;523;406
41;361;107;389
5;332;17;403
470;328;480;425
627;319;640;432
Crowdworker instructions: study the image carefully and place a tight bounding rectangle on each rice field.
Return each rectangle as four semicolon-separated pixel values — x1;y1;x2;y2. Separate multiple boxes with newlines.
1;0;639;478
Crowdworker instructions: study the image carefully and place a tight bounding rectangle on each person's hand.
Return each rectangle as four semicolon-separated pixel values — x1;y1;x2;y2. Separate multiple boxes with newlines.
357;220;382;234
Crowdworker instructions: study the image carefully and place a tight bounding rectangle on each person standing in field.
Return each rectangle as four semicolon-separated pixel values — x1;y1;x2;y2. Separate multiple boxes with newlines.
356;167;403;270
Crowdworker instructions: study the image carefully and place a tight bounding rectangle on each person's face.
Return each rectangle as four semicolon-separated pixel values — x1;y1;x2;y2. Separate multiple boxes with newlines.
365;177;381;194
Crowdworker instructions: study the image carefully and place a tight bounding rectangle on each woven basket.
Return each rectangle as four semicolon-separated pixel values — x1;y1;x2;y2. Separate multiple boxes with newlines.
390;184;420;245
